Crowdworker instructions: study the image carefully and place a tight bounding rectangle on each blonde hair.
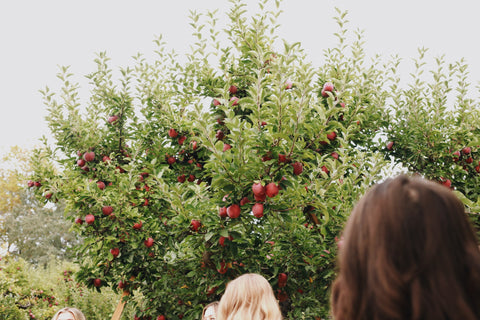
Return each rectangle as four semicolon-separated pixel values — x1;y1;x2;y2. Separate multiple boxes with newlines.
217;273;282;320
51;307;86;320
202;301;219;319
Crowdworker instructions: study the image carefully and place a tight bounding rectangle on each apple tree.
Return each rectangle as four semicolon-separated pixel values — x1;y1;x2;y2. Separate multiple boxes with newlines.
380;48;480;231
29;1;392;319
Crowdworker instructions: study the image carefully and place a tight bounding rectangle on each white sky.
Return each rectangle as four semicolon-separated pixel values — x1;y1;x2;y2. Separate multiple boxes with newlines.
1;0;479;158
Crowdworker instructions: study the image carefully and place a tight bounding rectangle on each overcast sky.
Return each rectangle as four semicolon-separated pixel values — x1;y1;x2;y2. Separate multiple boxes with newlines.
1;0;479;158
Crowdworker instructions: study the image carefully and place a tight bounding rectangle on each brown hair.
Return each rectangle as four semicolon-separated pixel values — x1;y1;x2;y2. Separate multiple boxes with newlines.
217;273;282;320
331;175;480;320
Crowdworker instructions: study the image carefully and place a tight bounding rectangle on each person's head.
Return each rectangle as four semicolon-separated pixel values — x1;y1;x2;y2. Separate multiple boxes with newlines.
217;273;282;320
202;301;219;320
51;307;86;320
331;175;480;320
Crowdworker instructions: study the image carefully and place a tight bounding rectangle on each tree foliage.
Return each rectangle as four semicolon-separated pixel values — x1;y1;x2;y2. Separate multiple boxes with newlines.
27;0;480;319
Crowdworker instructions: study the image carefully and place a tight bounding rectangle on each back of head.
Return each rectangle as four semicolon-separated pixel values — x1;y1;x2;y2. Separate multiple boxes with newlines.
217;273;282;320
51;307;86;320
331;175;480;320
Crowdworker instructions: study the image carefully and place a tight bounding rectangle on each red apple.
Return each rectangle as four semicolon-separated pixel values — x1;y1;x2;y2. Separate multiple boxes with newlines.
230;96;239;106
77;159;86;167
167;156;176;165
157;316;166;320
85;214;95;225
227;204;241;218
93;278;102;287
110;247;120;258
212;99;221;106
265;183;279;198
27;180;35;188
278;154;288;163
219;236;227;247
216;130;225;140
107;115;119;124
178;136;186;145
229;85;237;94
191;140;198;150
239;196;250;206
322;82;334;95
326;131;336;141
190;219;201;231
441;179;452;188
223;143;232;152
75;217;83;224
118;281;126;289
386;141;394;150
144;237;154;248
331;152;339;160
252;203;264;218
83;151;95;162
254;193;266;202
177;174;186;183
252;182;265;196
44;191;53;199
292;162;303;175
466;157;474;164
219;206;228;218
102;155;111;163
97;181;106;190
133;221;143;230
463;146;472;154
188;174;195;182
278;273;288;287
102;206;113;216
34;181;42;187
285;79;293;90
168;128;178;138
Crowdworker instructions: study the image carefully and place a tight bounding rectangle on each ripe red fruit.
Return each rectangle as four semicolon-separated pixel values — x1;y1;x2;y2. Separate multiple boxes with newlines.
108;115;119;124
144;237;154;248
322;82;334;96
285;79;293;90
212;99;221;106
252;203;264;218
254;193;266;202
278;273;288;287
85;214;95;225
277;290;288;302
75;217;83;224
223;143;232;152
229;85;238;94
191;140;198;150
102;206;113;216
110;248;120;258
44;191;53;199
168;128;178;138
261;121;267;126
278;154;288;163
97;181;106;190
216;130;225;140
118;281;126;289
218;261;228;274
230;96;239;106
331;152;339;160
386;141;394;150
133;221;143;230
292;162;303;175
190;219;201;231
188;174;195;182
321;165;329;174
252;182;265;196
27;180;35;188
102;155;111;163
83;151;95;162
227;204;241;218
265;183;279;198
219;206;228;218
178;136;186;145
441;179;452;188
93;278;102;287
326;131;337;141
177;174;186;183
157;316;166;320
239;196;250;206
167;156;176;165
466;157;474;164
475;165;480;173
219;236;227;247
77;159;86;167
463;146;472;154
